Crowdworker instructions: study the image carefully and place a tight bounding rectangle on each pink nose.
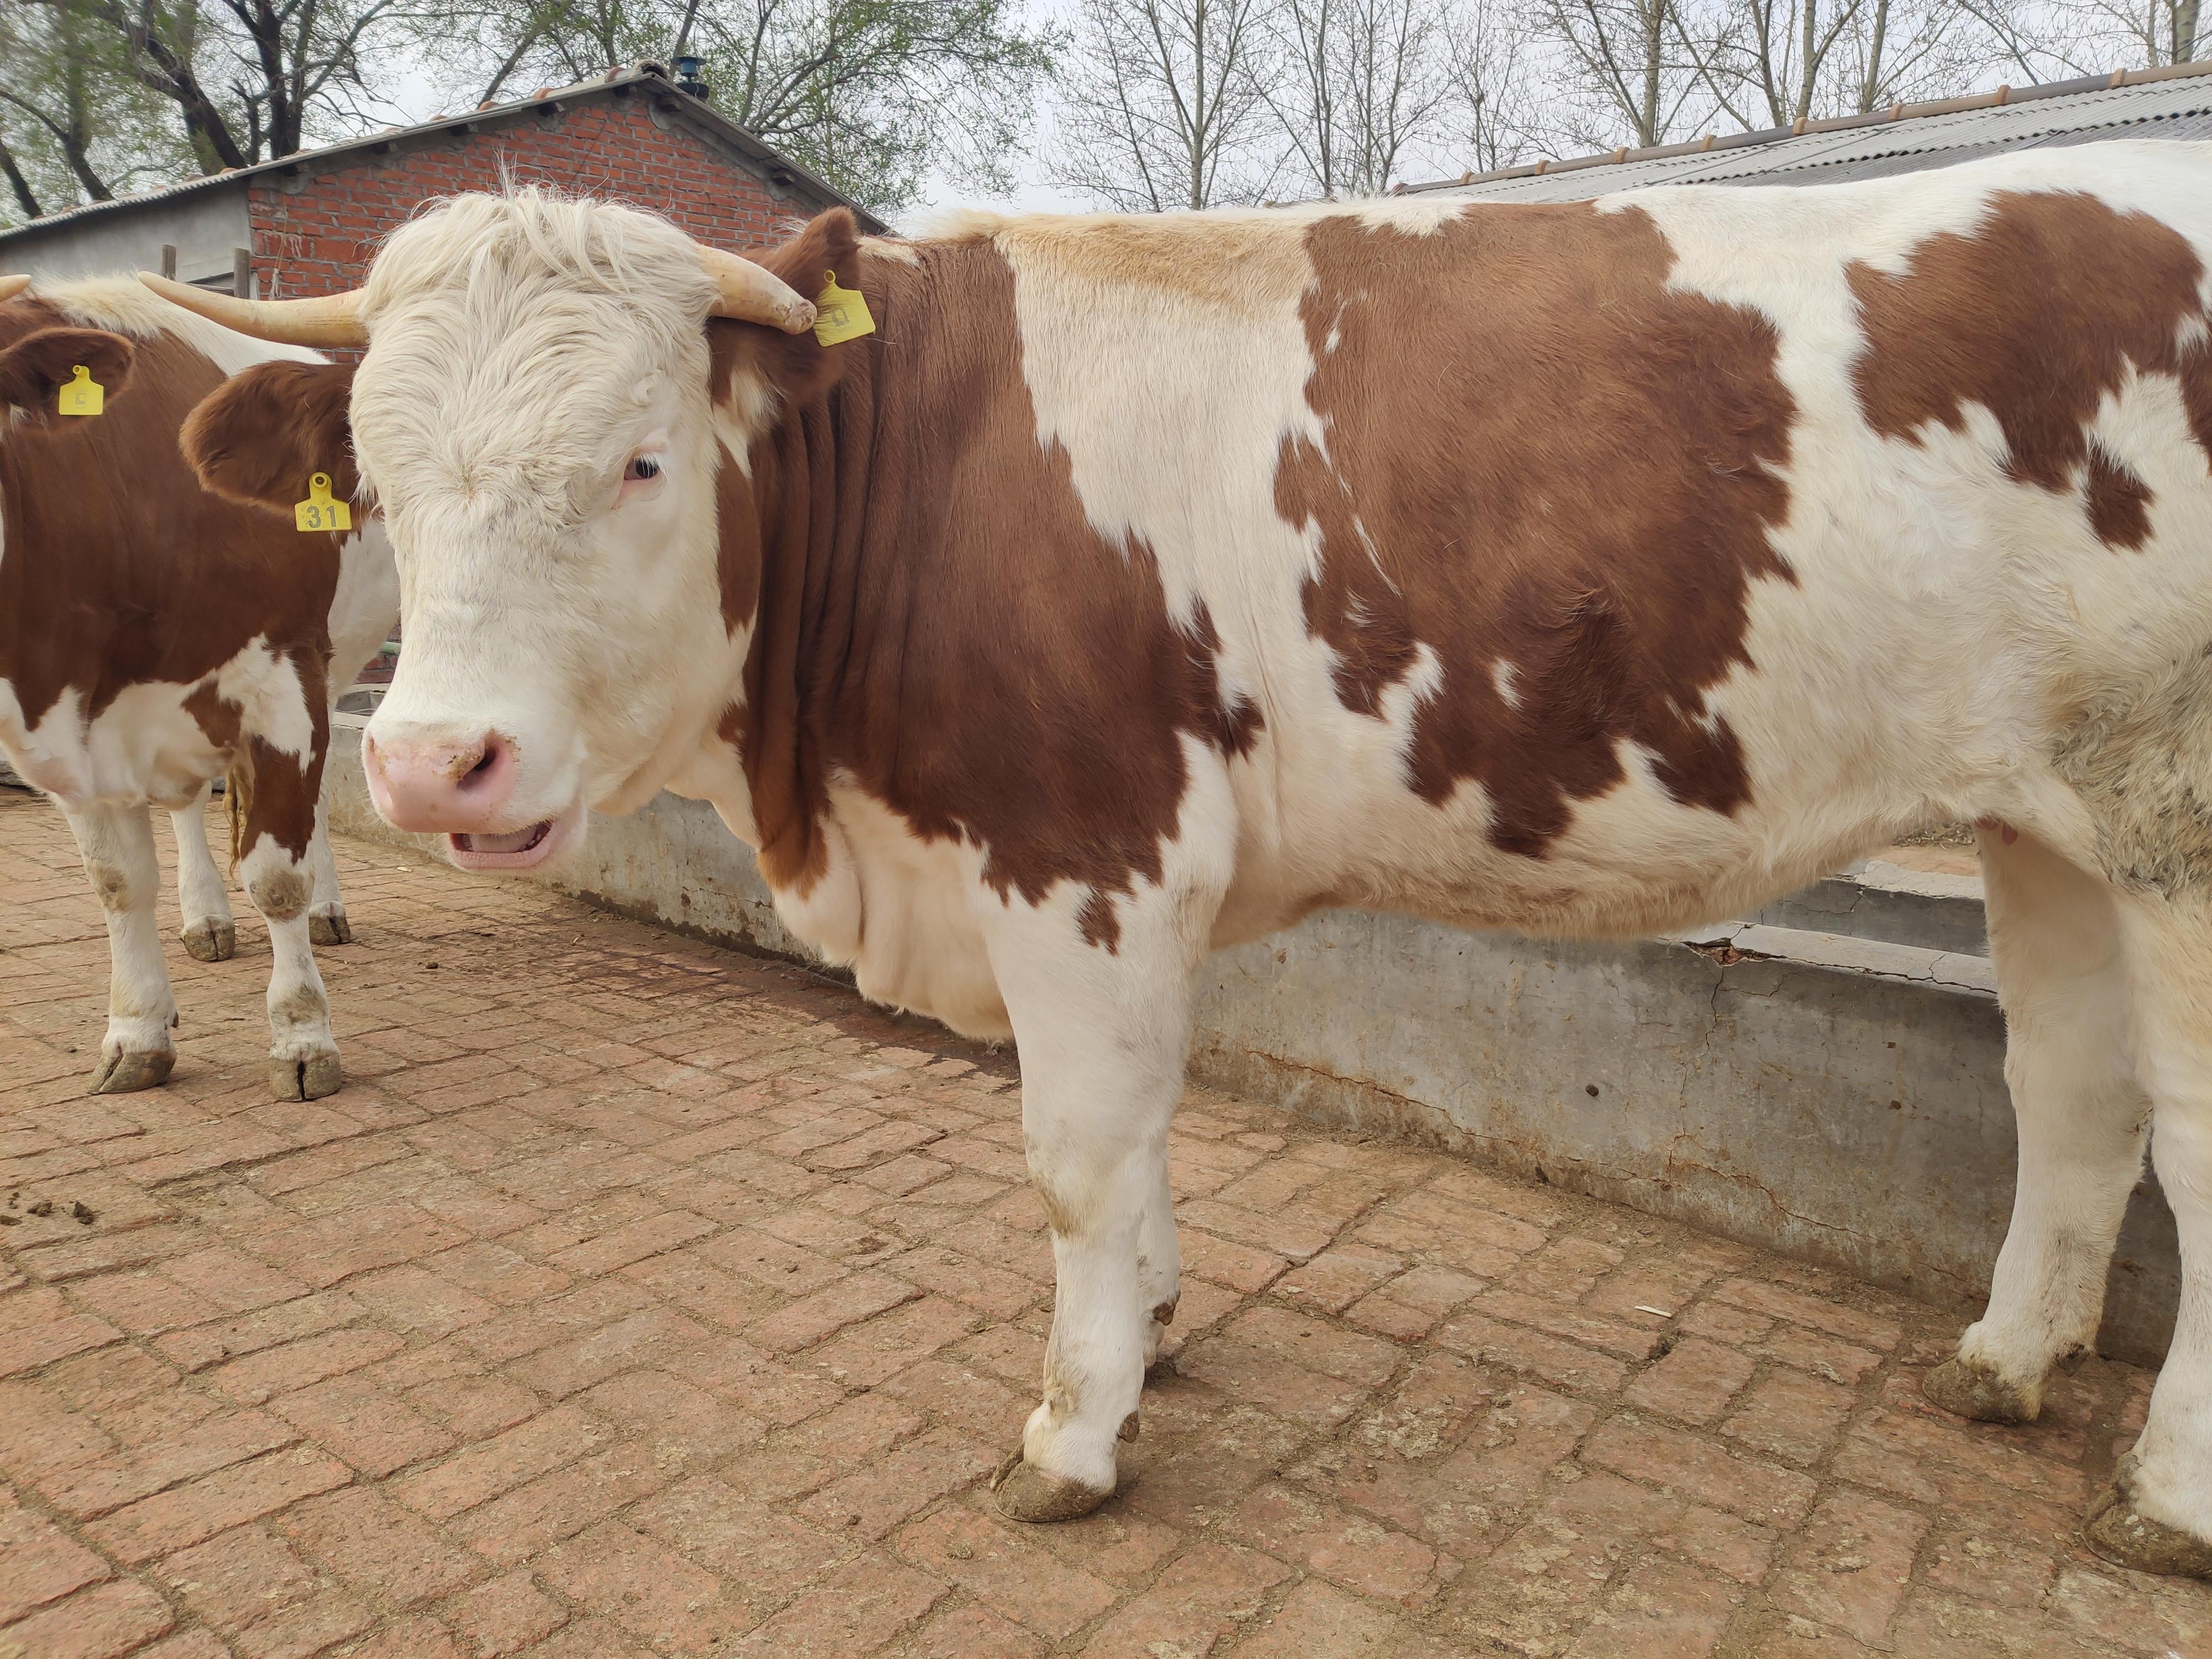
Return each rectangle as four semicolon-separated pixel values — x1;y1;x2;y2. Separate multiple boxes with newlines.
363;729;518;832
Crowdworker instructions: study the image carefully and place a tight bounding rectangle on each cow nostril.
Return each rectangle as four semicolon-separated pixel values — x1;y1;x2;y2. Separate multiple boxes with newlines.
461;734;504;789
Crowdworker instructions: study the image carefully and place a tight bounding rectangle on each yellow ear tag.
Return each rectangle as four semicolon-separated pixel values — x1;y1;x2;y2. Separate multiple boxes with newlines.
813;269;875;347
294;473;352;534
57;364;102;417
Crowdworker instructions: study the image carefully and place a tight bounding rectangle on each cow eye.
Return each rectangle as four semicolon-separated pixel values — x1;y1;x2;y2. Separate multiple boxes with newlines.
624;455;662;483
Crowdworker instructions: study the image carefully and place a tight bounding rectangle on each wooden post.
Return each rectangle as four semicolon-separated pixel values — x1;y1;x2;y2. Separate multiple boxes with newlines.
232;247;252;299
159;245;177;280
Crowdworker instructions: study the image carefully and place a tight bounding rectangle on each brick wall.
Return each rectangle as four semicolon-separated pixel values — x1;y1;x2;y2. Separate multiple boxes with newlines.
247;93;816;301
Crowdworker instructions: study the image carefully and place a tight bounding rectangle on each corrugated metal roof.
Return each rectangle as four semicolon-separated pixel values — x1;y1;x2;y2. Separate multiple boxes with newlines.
1407;59;2212;202
0;63;878;246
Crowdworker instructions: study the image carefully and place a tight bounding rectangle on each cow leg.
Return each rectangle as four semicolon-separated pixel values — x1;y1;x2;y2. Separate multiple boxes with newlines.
237;702;342;1102
2082;891;2212;1578
169;781;237;962
991;967;1184;1522
1140;1162;1181;1369
984;878;1217;1524
62;801;178;1094
242;830;342;1101
1925;826;2147;1423
305;796;352;946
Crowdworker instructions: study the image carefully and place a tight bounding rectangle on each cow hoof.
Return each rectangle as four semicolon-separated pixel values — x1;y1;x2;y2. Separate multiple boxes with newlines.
270;1051;343;1102
1144;1294;1179;1366
2084;1465;2212;1579
89;1048;174;1095
990;1451;1113;1524
1922;1356;2037;1425
181;919;237;962
309;911;352;947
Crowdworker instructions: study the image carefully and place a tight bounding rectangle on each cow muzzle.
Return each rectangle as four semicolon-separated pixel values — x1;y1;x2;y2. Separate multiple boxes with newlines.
445;798;584;872
363;727;580;870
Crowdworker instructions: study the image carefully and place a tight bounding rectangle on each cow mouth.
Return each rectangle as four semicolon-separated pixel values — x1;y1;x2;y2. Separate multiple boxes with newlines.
446;800;582;872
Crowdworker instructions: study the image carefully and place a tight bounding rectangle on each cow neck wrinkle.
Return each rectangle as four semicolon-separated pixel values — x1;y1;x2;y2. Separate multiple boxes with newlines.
721;232;1271;942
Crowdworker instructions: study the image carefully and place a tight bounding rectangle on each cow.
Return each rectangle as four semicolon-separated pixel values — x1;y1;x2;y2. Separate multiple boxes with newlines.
0;273;398;1100
153;142;2212;1575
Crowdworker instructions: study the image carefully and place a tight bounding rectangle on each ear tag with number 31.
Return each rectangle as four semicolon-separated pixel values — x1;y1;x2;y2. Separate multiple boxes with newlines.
57;365;102;417
295;473;352;534
814;270;875;347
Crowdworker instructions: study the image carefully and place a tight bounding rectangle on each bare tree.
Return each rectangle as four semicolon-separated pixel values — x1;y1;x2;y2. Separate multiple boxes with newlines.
1841;0;1995;105
0;136;40;217
1675;0;1861;124
1052;0;1280;209
1532;0;1712;147
1269;0;1459;194
2174;0;2203;57
1956;0;2199;75
1442;0;1540;169
1672;0;1985;126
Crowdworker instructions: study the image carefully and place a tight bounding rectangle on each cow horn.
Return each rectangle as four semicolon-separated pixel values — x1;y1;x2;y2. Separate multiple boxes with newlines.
699;246;816;334
0;274;29;302
135;272;368;348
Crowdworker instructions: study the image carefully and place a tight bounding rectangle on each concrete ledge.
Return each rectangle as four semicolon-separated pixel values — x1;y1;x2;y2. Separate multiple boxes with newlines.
1747;859;1988;955
1192;911;2173;1366
1674;920;1998;994
323;717;2176;1365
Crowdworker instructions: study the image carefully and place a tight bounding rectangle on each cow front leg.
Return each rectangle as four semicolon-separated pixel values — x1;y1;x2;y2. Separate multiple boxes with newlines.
993;978;1184;1521
983;881;1213;1524
169;781;237;962
237;697;342;1101
1926;827;2147;1422
305;795;352;946
2083;890;2212;1579
62;800;178;1093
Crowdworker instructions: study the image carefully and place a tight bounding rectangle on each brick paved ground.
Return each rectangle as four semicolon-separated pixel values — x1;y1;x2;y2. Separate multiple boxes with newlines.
2;786;2209;1659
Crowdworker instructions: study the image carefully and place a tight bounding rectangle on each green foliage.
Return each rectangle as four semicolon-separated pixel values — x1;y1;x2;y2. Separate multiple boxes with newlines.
0;2;197;223
0;0;1053;229
704;0;1059;210
416;0;1059;213
1;0;416;229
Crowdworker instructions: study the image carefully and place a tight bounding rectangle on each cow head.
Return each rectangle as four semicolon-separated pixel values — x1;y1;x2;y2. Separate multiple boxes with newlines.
158;194;846;871
0;279;137;432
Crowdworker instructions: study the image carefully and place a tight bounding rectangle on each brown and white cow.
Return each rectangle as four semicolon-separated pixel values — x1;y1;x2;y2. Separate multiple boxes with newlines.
158;143;2212;1574
0;274;397;1099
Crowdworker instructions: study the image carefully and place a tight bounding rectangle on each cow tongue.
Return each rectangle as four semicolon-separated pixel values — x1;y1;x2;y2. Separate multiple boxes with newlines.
455;822;548;855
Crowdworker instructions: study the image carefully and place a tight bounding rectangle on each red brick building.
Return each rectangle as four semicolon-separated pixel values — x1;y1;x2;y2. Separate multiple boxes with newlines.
0;62;874;299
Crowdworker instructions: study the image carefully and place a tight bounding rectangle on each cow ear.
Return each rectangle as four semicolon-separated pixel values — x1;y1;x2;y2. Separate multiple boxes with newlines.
182;358;358;515
708;208;864;418
0;327;135;428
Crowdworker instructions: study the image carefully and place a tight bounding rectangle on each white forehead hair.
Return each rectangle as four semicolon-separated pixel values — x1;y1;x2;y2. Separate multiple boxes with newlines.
353;189;721;518
362;187;717;337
